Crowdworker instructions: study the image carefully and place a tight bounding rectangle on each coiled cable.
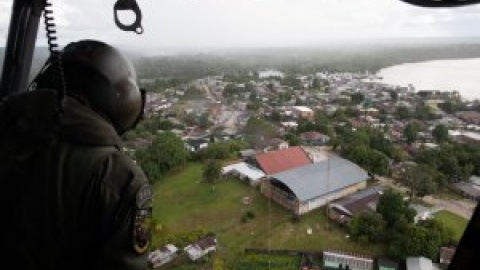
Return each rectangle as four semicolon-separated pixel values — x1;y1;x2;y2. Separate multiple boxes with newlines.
43;0;66;115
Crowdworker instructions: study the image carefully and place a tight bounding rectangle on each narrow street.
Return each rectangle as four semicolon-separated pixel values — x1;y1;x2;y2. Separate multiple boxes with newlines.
423;195;475;220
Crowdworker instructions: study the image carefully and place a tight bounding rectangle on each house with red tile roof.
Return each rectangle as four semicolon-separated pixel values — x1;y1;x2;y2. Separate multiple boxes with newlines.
255;146;312;175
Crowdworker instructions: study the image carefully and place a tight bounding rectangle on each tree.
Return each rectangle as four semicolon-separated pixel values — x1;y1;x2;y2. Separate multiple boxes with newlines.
389;220;455;260
367;149;390;176
203;159;222;183
403;164;438;198
342;145;389;176
349;212;386;243
270;111;282;122
135;132;187;181
390;225;437;259
312;78;321;89
243;117;277;147
351;92;365;105
199;113;212;129
414;104;436;121
432;124;449;143
404;123;419;144
389;91;399;102
284;132;300;146
392;146;408;162
396;106;411;120
377;189;416;227
332;108;348;122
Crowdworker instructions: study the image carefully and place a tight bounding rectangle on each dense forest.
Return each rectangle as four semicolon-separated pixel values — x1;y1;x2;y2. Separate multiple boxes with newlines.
3;41;480;81
133;42;480;80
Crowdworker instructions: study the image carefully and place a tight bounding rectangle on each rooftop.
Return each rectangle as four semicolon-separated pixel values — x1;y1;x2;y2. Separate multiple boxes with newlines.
256;146;312;175
222;162;265;181
272;157;369;202
330;186;385;216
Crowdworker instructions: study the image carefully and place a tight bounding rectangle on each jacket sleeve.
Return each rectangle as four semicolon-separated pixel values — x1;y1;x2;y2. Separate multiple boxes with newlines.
95;151;153;270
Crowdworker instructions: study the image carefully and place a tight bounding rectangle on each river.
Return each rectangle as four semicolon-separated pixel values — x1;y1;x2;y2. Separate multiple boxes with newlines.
376;58;480;101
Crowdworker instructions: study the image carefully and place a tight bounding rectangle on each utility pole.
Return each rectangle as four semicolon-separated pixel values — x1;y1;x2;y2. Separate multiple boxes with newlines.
325;151;331;231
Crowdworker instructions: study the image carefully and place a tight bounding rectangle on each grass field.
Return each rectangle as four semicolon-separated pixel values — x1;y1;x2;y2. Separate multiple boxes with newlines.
434;210;469;241
151;163;385;268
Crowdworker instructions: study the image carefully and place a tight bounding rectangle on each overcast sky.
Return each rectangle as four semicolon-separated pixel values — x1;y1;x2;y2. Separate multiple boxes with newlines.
2;0;480;52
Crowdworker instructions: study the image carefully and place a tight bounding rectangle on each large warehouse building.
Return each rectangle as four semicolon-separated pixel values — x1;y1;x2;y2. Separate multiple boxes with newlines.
261;156;369;215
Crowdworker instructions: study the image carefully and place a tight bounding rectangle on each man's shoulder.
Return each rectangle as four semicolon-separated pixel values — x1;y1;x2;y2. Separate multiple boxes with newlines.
96;148;149;190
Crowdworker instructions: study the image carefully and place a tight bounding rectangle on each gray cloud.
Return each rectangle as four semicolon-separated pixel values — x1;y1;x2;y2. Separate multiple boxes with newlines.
2;0;480;49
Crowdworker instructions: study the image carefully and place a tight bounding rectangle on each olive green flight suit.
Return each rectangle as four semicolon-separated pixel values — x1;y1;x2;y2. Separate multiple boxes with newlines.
0;89;152;270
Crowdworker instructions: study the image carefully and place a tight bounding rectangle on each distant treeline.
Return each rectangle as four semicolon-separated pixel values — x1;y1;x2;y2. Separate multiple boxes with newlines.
3;43;480;83
134;43;480;80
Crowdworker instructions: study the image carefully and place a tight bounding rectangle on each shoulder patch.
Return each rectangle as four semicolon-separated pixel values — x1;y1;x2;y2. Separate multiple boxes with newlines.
133;184;153;254
132;207;152;254
136;184;152;208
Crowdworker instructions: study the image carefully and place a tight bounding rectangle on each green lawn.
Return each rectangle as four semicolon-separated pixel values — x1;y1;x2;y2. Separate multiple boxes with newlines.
434;210;469;241
151;163;385;268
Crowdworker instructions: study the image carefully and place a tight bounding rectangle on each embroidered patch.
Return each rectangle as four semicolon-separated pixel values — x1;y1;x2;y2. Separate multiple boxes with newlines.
133;184;153;254
136;184;153;208
133;207;152;254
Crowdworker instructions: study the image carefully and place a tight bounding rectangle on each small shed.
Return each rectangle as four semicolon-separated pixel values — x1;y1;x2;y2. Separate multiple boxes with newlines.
148;244;178;268
184;235;217;261
222;162;266;185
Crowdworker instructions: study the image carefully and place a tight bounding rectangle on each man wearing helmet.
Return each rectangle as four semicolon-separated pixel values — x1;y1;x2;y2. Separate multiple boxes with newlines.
0;40;152;270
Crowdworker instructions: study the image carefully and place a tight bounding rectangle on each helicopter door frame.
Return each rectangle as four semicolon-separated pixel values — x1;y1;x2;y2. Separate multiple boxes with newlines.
0;0;45;99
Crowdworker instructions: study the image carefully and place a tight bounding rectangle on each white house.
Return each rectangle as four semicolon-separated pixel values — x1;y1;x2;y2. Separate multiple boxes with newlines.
184;235;217;261
148;244;178;268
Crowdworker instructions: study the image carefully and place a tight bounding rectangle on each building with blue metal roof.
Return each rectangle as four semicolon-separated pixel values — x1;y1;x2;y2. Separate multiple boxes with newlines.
261;156;369;215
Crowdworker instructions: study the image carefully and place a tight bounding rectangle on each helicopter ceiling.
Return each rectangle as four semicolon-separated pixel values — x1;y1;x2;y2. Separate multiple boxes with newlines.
400;0;480;8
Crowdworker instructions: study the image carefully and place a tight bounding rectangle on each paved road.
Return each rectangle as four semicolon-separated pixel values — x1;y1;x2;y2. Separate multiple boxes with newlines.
423;196;475;220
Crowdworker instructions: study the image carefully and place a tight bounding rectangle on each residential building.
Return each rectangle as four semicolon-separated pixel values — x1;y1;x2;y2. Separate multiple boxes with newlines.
300;131;330;146
449;130;480;144
451;177;480;201
323;250;374;270
456;111;480;125
184;138;209;152
255;138;289;152
184;235;217;261
148;244;179;268
262;157;369;215
293;106;315;121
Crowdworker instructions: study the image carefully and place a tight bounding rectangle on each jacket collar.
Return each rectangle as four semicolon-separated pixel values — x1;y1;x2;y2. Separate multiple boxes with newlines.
59;97;122;148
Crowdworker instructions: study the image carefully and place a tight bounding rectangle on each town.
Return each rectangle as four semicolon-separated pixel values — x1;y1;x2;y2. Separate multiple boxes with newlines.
124;68;480;270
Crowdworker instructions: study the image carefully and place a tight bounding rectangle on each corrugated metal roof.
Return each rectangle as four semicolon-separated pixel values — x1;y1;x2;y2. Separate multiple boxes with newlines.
272;157;368;202
256;146;312;175
332;186;385;215
222;162;265;181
